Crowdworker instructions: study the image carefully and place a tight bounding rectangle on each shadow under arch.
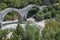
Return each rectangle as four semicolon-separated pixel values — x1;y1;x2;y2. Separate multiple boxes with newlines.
27;7;40;19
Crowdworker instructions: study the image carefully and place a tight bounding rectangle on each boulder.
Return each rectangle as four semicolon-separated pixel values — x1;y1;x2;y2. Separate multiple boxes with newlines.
27;18;35;23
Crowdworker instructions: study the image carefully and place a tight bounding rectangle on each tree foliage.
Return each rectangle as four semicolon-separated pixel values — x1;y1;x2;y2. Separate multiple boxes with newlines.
42;19;60;40
11;24;24;40
25;24;40;40
0;29;9;40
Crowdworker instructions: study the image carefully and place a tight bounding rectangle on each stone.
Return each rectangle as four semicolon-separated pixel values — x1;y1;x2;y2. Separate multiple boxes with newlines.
27;18;35;23
0;4;47;28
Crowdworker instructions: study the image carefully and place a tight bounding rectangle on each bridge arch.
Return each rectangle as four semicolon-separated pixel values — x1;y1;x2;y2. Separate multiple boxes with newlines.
0;4;47;28
22;4;41;20
23;4;40;12
0;8;23;28
27;7;39;18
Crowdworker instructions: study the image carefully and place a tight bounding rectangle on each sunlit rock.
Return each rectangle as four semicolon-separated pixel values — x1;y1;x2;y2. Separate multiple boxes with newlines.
27;18;35;23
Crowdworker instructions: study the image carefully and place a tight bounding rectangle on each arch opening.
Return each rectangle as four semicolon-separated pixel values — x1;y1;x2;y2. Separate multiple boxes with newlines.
3;11;19;21
27;7;40;20
2;11;22;29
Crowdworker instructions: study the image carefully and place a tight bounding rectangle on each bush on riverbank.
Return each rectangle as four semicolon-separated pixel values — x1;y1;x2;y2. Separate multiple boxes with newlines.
0;19;60;40
42;19;60;40
9;24;40;40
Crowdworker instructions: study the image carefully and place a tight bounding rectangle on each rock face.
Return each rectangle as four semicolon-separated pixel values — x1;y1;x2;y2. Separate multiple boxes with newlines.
0;4;47;28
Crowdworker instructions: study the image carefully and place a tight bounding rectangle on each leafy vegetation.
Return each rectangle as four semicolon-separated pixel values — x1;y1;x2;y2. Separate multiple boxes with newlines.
0;29;9;40
42;19;60;40
33;4;60;21
0;0;59;21
1;20;60;40
25;24;40;40
4;11;18;21
11;24;25;40
3;24;40;40
0;0;60;40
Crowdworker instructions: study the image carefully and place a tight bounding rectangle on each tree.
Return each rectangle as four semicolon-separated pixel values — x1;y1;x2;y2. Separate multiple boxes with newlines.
0;29;9;40
50;0;59;4
42;19;60;40
44;12;52;19
25;24;40;40
35;11;45;21
47;5;53;11
7;0;20;8
54;31;60;40
11;24;24;40
55;14;60;22
0;3;7;9
51;9;58;17
42;7;48;13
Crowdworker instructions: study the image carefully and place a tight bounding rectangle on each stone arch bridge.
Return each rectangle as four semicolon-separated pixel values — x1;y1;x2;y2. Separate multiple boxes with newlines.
0;4;47;28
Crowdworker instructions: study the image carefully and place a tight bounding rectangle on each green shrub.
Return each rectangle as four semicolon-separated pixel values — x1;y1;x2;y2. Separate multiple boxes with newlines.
0;29;9;40
42;19;60;40
44;12;52;19
54;31;60;40
11;24;24;40
47;5;53;11
10;24;40;40
42;7;48;13
55;14;60;22
25;24;40;40
35;11;45;21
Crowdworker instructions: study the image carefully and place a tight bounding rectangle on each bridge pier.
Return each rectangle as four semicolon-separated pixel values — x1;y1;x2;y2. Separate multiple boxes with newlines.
18;19;23;24
0;21;3;28
23;15;27;21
